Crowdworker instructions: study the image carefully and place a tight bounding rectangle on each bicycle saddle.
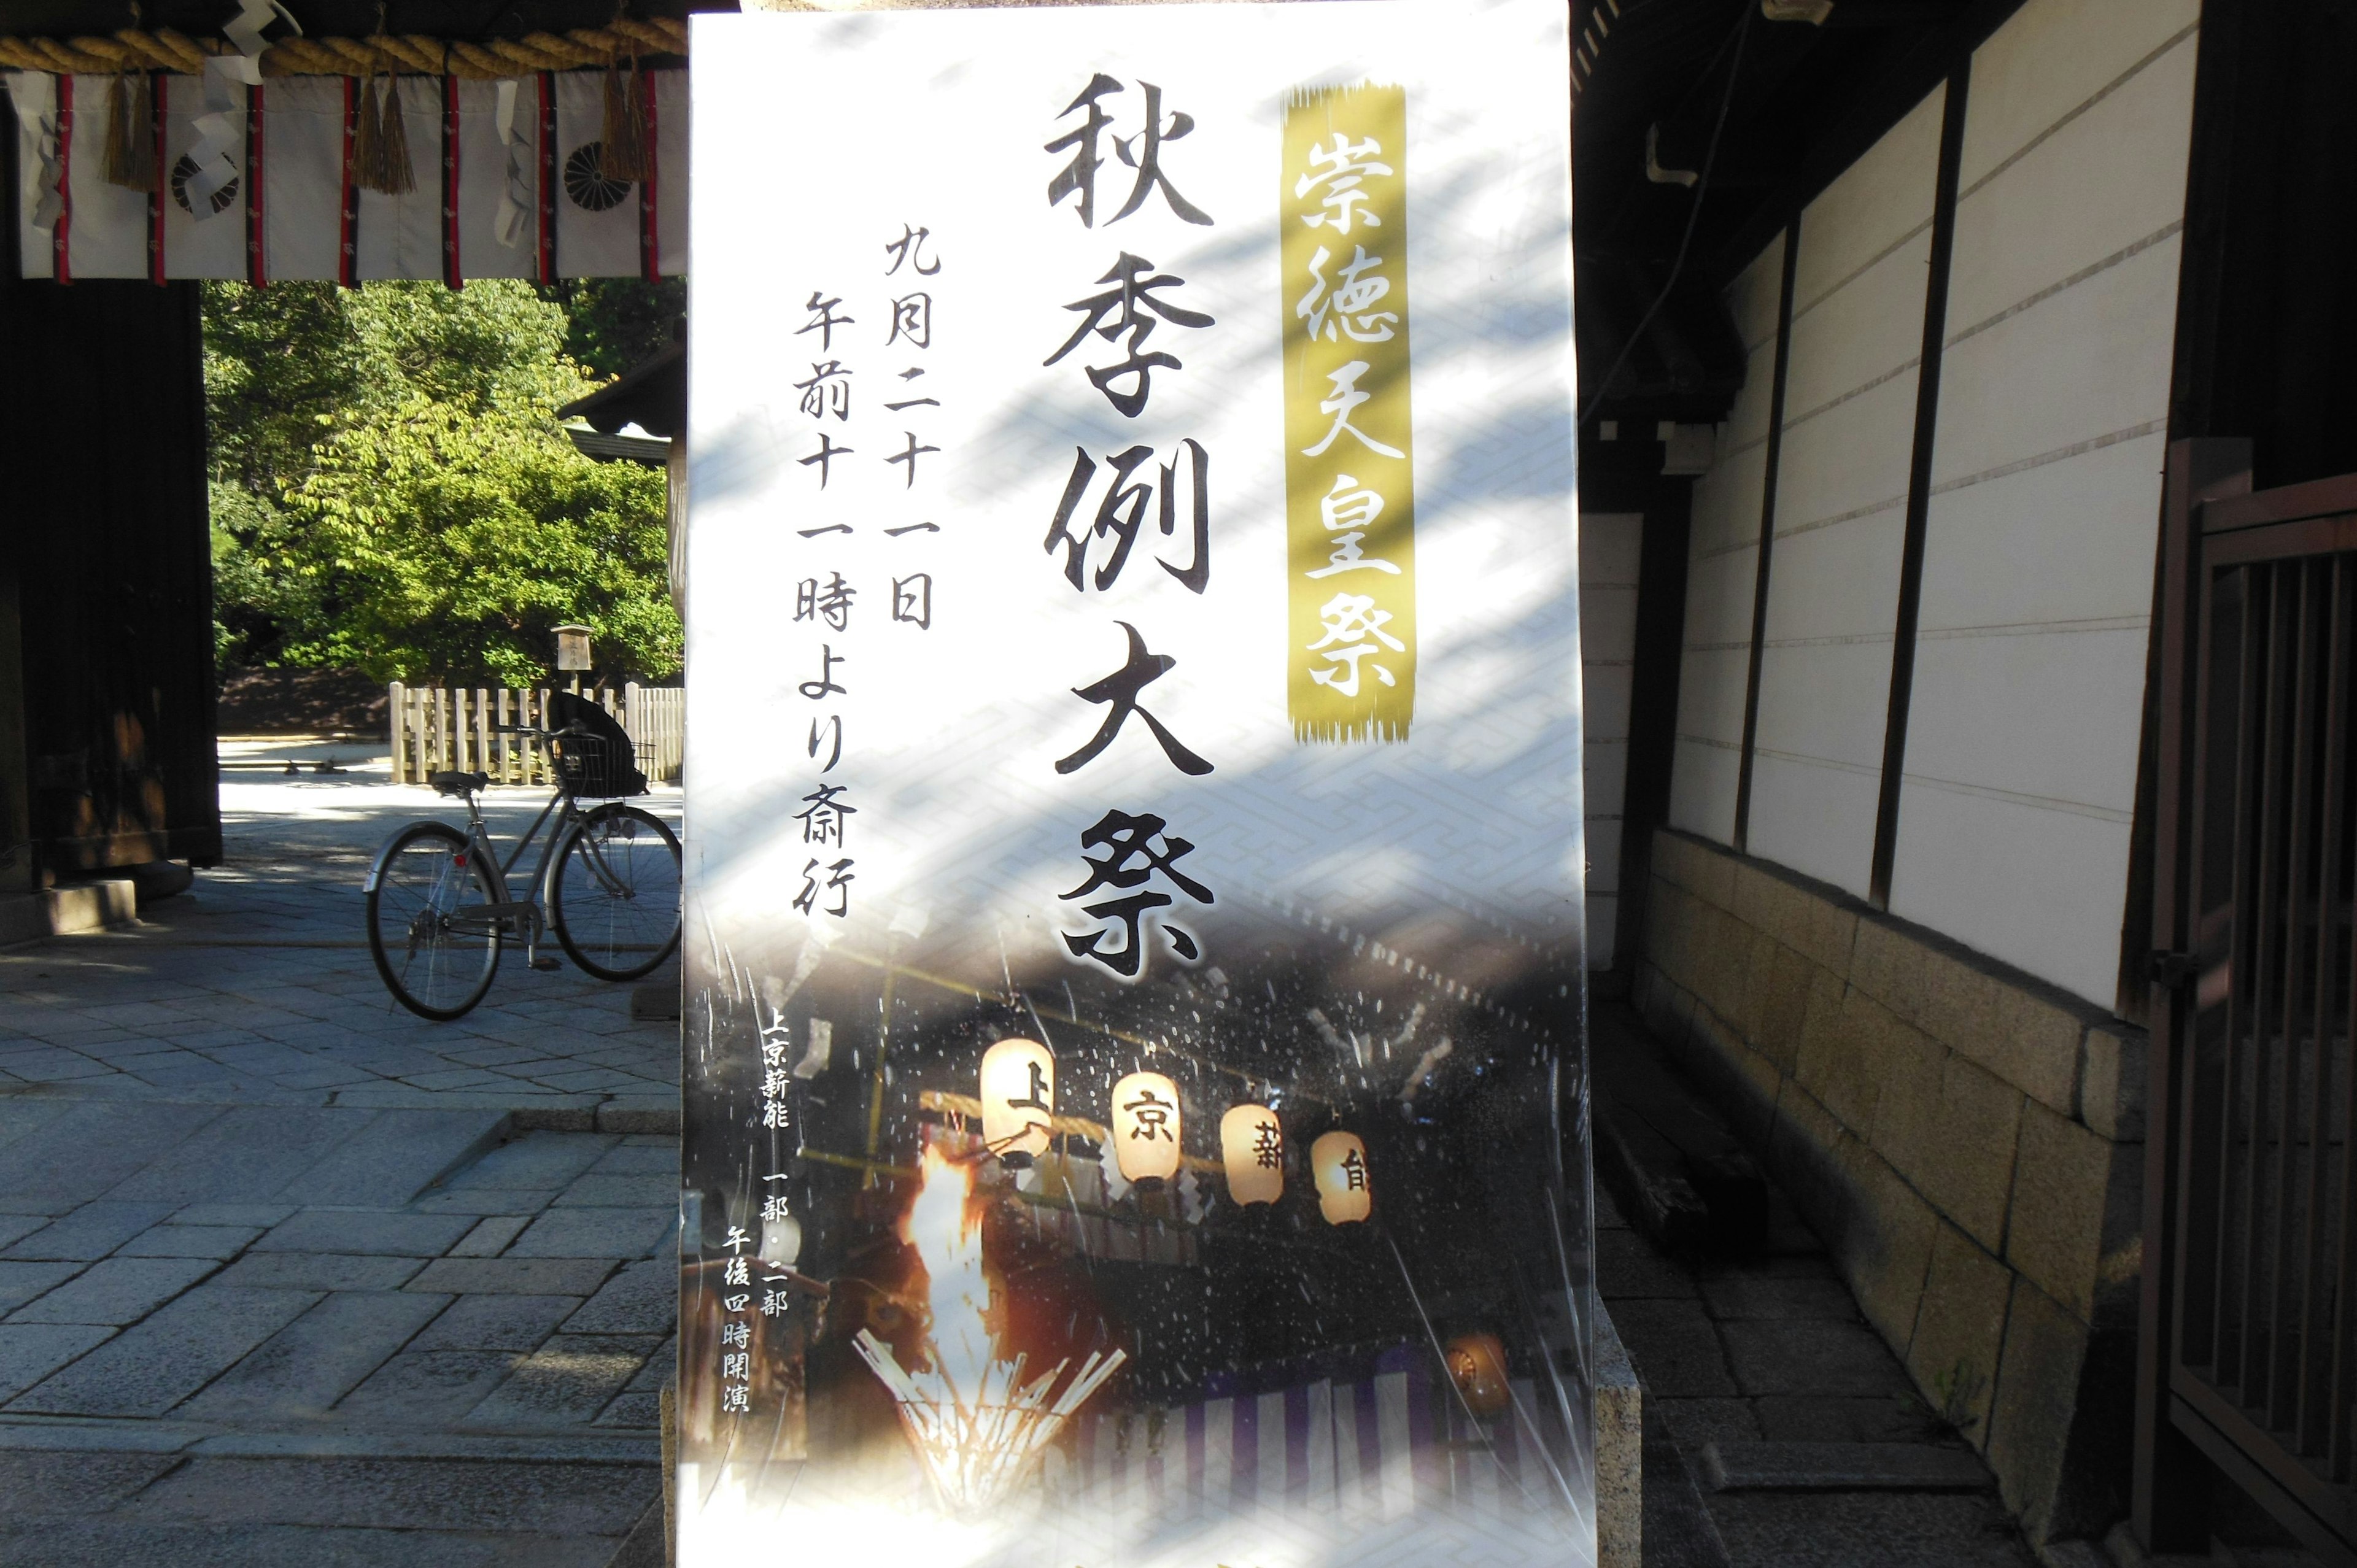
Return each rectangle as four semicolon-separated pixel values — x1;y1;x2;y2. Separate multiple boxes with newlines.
430;770;490;798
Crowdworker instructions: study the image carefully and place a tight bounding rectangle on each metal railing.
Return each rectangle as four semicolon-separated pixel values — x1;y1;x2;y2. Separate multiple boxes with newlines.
385;681;682;784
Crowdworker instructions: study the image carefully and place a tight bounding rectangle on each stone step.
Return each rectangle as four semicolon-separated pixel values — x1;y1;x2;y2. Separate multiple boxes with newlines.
1700;1440;1996;1493
1591;1003;1770;1255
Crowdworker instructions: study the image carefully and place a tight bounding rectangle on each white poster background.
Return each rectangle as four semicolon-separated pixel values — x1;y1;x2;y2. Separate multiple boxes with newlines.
687;6;1585;1561
688;0;1583;1003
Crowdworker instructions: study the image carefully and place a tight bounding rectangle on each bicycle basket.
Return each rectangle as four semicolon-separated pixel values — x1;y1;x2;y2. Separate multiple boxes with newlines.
546;692;649;798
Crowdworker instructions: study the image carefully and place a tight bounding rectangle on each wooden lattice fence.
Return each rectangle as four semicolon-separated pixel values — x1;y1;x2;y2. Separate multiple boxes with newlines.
387;682;682;785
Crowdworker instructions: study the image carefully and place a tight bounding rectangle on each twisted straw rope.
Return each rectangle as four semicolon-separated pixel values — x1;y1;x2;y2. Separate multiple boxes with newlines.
0;18;688;80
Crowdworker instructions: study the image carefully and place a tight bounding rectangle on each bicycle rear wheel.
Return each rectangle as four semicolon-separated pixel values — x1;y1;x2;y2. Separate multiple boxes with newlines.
366;821;501;1020
550;804;683;982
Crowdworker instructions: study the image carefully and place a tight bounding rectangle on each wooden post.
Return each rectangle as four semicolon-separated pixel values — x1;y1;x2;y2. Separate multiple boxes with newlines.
475;687;490;781
388;681;406;783
412;688;429;783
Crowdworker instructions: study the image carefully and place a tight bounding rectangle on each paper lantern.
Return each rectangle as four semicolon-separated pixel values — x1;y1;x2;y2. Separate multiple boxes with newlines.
1220;1103;1285;1206
760;1211;803;1269
980;1038;1054;1168
1312;1130;1373;1224
1444;1330;1511;1417
1110;1071;1183;1189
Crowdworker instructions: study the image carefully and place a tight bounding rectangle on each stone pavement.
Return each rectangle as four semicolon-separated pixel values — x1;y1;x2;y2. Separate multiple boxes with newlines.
0;759;681;1566
0;760;679;1113
1601;1179;2042;1567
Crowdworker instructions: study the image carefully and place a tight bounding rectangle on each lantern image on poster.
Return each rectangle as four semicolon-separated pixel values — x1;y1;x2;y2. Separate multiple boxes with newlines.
1220;1103;1285;1205
980;1038;1054;1168
1446;1330;1512;1418
1312;1130;1374;1224
1110;1071;1183;1190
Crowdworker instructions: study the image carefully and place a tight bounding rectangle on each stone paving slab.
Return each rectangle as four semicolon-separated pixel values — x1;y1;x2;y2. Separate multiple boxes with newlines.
0;1518;629;1568
563;1258;674;1336
0;774;680;1564
134;1453;661;1534
214;1253;429;1292
412;1293;584;1353
0;1325;114;1402
8;1257;222;1326
13;1286;320;1415
252;1210;479;1258
180;1291;451;1421
1599;1109;2037;1566
0;779;683;1118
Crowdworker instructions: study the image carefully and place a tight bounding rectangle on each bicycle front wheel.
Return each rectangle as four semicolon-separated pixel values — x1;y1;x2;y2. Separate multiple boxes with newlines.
366;821;502;1020
550;805;683;982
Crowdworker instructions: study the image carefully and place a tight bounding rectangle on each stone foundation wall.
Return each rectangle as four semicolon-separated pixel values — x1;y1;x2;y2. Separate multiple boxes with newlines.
1631;828;2146;1545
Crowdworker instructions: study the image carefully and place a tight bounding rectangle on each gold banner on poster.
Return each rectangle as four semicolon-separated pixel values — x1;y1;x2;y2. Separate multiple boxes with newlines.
1282;82;1417;743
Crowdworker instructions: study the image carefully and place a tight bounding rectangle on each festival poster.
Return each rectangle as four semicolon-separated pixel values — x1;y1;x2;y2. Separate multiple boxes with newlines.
681;2;1593;1561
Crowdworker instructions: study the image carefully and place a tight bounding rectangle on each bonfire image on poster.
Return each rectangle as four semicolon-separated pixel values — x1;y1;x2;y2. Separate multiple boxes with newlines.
681;2;1593;1561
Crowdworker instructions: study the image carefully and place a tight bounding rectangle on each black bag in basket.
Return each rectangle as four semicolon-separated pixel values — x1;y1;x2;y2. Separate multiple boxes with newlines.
547;690;648;798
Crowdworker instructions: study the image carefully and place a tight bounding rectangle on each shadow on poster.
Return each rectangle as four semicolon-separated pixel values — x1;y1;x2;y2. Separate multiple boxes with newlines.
680;4;1593;1562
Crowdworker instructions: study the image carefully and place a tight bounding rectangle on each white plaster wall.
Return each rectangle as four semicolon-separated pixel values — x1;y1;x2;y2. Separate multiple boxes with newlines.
1888;0;2199;1005
1745;87;1945;900
1583;512;1642;968
1668;231;1785;844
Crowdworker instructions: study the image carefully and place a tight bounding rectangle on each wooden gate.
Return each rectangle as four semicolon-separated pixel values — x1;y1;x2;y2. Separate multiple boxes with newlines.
2140;439;2357;1562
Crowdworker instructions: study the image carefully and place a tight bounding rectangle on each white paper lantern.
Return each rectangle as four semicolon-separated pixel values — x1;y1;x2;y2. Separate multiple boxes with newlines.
1220;1104;1285;1206
760;1212;803;1268
1312;1130;1373;1225
980;1038;1054;1168
1110;1071;1183;1189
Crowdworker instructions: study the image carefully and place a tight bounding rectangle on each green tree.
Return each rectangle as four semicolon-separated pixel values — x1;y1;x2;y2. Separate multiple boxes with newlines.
204;279;682;682
284;394;677;684
539;277;684;380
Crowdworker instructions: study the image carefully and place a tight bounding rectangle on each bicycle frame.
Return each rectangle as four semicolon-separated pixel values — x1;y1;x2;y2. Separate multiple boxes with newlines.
439;784;584;964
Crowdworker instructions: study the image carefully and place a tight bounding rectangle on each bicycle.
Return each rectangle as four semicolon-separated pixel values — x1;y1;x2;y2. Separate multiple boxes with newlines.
363;717;683;1021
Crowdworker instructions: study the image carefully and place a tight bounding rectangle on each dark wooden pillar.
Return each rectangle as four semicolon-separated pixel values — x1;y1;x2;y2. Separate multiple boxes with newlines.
0;87;221;879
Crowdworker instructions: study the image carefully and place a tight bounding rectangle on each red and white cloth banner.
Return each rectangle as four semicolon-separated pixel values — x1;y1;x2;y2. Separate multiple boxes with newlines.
5;68;685;280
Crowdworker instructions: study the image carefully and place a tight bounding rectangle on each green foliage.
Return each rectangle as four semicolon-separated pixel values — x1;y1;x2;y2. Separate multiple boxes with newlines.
538;277;684;380
204;278;682;684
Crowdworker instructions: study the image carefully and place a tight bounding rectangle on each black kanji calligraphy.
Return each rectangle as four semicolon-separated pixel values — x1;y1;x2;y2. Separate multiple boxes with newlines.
1253;1119;1282;1168
808;715;843;771
1124;1084;1176;1140
886;432;939;489
799;645;847;701
889;293;932;350
794;360;853;422
1055;620;1213;776
795;784;856;846
891;574;932;630
1112;82;1210;226
794;856;854;918
797;292;854;352
1059;808;1213;976
795;573;856;631
883;222;941;277
1045;253;1214;419
800;433;853;488
1046;74;1210;230
1043;439;1209;594
1006;1058;1050;1113
1047;74;1121;230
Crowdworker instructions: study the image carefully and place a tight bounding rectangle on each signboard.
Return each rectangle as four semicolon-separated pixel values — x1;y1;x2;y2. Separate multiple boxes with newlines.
683;2;1592;1562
